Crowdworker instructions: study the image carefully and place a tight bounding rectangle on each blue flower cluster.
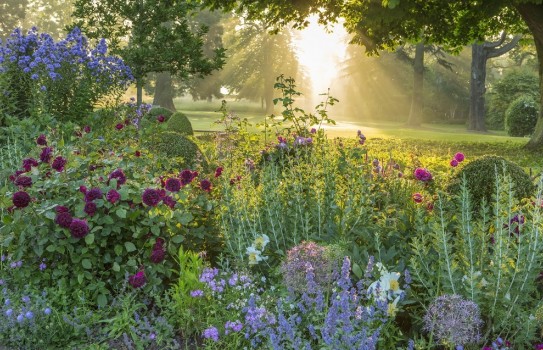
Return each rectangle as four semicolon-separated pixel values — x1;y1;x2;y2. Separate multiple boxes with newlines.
0;27;134;120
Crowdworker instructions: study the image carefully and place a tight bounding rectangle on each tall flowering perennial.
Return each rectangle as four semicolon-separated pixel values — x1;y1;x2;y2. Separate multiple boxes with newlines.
423;294;483;348
251;257;389;349
0;27;133;120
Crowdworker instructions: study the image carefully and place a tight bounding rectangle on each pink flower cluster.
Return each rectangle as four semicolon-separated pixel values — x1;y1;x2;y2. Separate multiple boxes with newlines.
450;152;465;167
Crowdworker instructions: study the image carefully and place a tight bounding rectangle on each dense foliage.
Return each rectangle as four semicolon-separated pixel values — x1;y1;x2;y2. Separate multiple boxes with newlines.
505;95;540;137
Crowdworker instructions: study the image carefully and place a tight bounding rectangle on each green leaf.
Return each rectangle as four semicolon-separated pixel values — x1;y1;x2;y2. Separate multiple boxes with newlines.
97;294;107;308
352;263;363;279
102;216;115;225
171;235;183;244
46;244;56;252
82;259;92;269
77;273;84;285
127;258;136;267
85;233;95;245
124;242;137;252
113;262;120;272
114;245;123;256
116;208;127;219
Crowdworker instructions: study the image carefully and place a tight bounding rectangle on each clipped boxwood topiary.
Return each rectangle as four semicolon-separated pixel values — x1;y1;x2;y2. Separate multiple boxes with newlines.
148;106;174;121
167;111;194;136
505;95;539;137
151;131;200;166
448;156;534;207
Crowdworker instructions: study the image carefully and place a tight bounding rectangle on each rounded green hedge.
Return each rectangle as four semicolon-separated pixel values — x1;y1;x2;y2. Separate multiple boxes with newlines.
147;106;174;121
150;132;202;168
447;156;534;207
166;112;194;136
505;95;539;137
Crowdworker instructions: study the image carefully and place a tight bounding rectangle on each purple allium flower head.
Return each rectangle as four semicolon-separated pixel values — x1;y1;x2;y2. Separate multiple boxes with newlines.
51;156;67;172
165;178;181;192
215;167;223;178
414;168;433;182
39;262;47;271
128;270;146;288
423;294;482;347
454;152;465;162
142;188;161;206
156;115;165;123
202;326;220;342
17;314;24;323
311;127;317;134
69;218;90;238
84;202;97;216
199;179;212;192
83;125;91;133
5;309;13;317
106;189;120;204
12;191;31;208
44;308;51;315
40;147;53;163
108;169;126;187
450;159;459;167
36;134;47;146
85;187;103;202
14;176;32;188
22;158;39;172
25;311;33;319
115;123;124;130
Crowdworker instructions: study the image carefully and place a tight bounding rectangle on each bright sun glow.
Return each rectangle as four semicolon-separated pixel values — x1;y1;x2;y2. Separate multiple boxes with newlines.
293;16;348;96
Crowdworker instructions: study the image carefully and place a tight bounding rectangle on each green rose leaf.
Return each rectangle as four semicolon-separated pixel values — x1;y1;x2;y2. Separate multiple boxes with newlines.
124;242;137;252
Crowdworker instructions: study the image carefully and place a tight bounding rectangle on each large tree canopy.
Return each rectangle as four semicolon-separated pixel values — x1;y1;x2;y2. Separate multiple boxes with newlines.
203;0;543;148
73;0;225;105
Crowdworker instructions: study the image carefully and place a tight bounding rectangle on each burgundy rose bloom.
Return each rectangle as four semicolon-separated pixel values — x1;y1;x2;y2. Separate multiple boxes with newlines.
450;159;459;167
36;134;47;146
55;205;69;213
51;156;67;172
214;167;223;178
158;189;166;198
12;191;31;208
135;150;141;157
454;152;465;162
199;179;212;192
84;202;97;216
165;178;181;192
22;158;39;172
85;187;103;202
40;147;53;163
14;176;32;188
414;168;432;182
412;193;423;203
55;212;73;228
83;125;91;133
115;123;124;130
79;185;87;194
426;201;434;211
150;239;166;263
106;189;120;204
108;169;127;187
142;188;161;207
124;119;130;125
128;270;146;288
69;219;89;239
179;169;196;186
156;115;165;123
162;195;176;209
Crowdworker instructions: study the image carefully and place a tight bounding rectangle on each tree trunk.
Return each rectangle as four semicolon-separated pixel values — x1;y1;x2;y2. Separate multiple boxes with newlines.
136;79;143;107
406;42;424;127
152;72;177;111
469;43;487;131
516;3;543;150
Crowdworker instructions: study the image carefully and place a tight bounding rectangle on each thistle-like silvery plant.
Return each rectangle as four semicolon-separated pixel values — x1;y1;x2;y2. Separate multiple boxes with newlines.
423;294;483;348
410;169;543;346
